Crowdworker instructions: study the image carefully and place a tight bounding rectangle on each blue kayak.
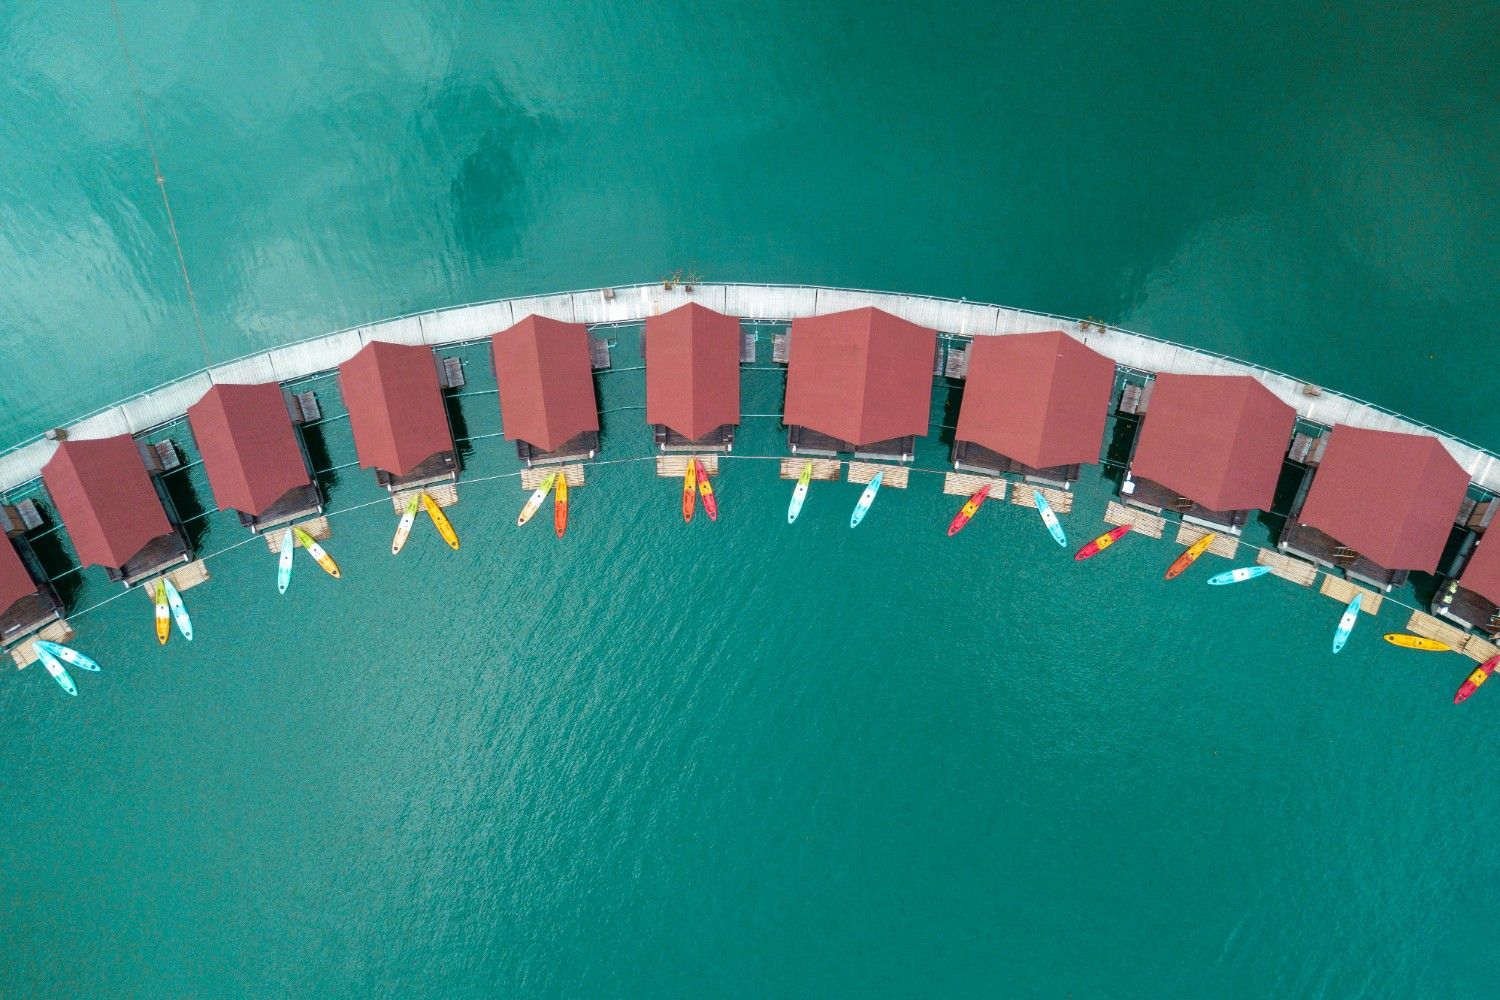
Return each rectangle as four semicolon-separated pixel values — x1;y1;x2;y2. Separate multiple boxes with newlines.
1032;489;1068;546
277;528;294;595
34;644;77;697
35;640;100;672
1332;593;1362;654
850;471;883;528
164;578;193;641
1207;566;1272;586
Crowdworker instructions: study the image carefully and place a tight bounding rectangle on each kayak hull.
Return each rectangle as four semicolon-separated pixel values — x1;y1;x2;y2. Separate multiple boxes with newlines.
421;493;460;550
1075;525;1131;561
1382;633;1450;652
1332;594;1363;654
277;528;294;594
154;580;170;645
36;640;100;672
35;645;77;696
555;474;569;538
947;484;992;537
851;471;883;528
518;473;556;527
1455;655;1500;704
788;462;813;524
164;578;193;641
1207;566;1270;586
1033;490;1067;546
1164;533;1217;581
682;460;696;523
294;526;341;578
694;459;718;521
392;496;419;554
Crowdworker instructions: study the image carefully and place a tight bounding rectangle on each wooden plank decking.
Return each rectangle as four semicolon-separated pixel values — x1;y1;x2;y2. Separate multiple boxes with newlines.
264;515;331;553
846;461;909;488
942;472;1007;499
1175;522;1238;560
779;458;841;481
1009;483;1073;514
10;619;77;670
1318;575;1382;615
521;464;585;490
1405;611;1500;663
1103;500;1165;539
1256;549;1318;586
655;454;720;478
167;560;210;593
393;482;457;511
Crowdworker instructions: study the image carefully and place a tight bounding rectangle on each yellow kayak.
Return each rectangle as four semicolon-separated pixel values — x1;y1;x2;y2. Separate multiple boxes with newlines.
153;579;170;645
293;525;341;578
1382;633;1451;652
422;492;459;550
517;472;556;527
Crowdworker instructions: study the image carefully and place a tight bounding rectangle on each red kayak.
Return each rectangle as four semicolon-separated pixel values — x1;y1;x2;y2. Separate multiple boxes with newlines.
947;484;992;537
1074;525;1132;562
1454;655;1500;705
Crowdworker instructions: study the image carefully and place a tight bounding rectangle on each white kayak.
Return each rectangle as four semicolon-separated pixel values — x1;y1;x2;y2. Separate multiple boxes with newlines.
1332;593;1362;654
277;528;294;595
35;640;100;672
788;462;813;524
1033;489;1068;546
850;471;883;528
392;495;419;555
1207;566;1272;586
34;644;77;696
164;578;193;641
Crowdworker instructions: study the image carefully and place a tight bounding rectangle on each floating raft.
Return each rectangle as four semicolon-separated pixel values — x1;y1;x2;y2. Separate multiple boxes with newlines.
847;461;908;488
656;455;719;478
1405;611;1500;663
1255;549;1318;586
393;483;457;512
1319;575;1382;615
942;472;1007;500
1104;500;1165;539
263;516;331;553
522;464;585;490
9;619;77;670
1175;522;1237;560
779;458;840;481
166;560;210;593
1010;484;1072;514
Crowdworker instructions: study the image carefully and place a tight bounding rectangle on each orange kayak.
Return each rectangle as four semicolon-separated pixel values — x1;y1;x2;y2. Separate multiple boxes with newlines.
153;579;170;645
947;484;992;537
1075;525;1132;561
1164;532;1217;580
682;459;696;523
1455;655;1500;704
554;472;569;538
695;459;717;522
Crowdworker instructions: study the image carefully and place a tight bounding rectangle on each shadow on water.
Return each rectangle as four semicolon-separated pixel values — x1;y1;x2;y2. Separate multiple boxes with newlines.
300;423;341;496
1103;414;1140;482
935;379;963;452
444;390;474;468
160;472;210;553
25;506;83;609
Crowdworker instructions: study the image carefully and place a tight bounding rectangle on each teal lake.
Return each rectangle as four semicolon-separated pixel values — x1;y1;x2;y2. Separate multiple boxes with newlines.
1;3;1498;997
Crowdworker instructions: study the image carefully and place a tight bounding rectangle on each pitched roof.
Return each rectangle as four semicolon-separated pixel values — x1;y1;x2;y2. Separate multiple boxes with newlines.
1131;374;1295;512
188;383;312;517
0;537;40;617
644;303;741;440
491;315;600;452
783;307;936;446
1297;426;1468;572
1458;534;1500;607
954;331;1114;469
338;341;454;477
42;435;173;571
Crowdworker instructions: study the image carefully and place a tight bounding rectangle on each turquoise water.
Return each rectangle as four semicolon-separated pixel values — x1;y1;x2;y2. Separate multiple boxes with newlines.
2;3;1499;997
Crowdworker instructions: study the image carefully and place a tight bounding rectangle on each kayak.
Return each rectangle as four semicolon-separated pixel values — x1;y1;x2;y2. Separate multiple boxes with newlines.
788;462;813;524
682;458;696;523
1382;633;1451;652
277;527;294;594
1032;489;1067;546
1207;566;1270;586
36;640;100;672
947;484;992;537
517;472;556;527
154;579;170;645
554;472;569;538
421;492;460;550
694;459;718;522
1332;593;1362;654
163;578;193;641
294;525;341;578
850;471;883;528
34;644;77;697
392;495;419;554
1074;525;1131;561
1455;655;1500;704
1164;532;1217;581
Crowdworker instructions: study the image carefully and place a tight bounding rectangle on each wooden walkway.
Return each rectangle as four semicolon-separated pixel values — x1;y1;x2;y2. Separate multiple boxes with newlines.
1009;483;1073;514
1103;500;1165;539
393;482;457;512
655;454;719;478
167;560;210;593
1405;611;1500;663
264;515;331;553
846;461;909;488
1175;522;1238;560
942;472;1007;500
10;619;76;670
779;458;841;481
1319;575;1382;615
521;464;585;490
1255;549;1318;586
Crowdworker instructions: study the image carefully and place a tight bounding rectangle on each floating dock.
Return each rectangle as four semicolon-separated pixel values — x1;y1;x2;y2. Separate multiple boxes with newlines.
1405;611;1500;663
393;482;457;512
521;464;585;490
847;461;908;489
1255;549;1319;586
1010;484;1073;514
655;455;719;478
779;458;841;481
1175;522;1238;560
1103;500;1165;539
1318;575;1382;615
942;472;1007;499
10;619;77;670
263;516;332;553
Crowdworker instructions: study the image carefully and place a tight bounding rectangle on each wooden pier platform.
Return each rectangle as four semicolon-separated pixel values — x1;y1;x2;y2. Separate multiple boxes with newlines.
10;619;77;670
264;516;331;553
393;482;457;512
779;458;841;481
1405;611;1500;663
1103;500;1165;539
942;472;1007;500
521;464;585;490
1175;522;1238;560
167;560;210;593
1318;575;1382;615
1009;483;1072;514
847;461;909;488
655;454;719;478
1255;549;1318;586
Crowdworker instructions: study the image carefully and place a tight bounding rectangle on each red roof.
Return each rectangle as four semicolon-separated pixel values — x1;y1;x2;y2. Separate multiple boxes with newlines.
339;341;454;477
644;303;741;440
955;331;1114;469
783;307;936;445
491;315;600;452
188;383;312;517
42;435;173;571
1131;374;1295;512
1297;426;1468;571
0;538;40;616
1458;534;1500;606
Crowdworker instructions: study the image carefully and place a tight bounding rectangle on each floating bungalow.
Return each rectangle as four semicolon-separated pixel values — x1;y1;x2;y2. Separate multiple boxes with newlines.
951;331;1114;487
781;307;936;460
492;315;601;466
644;303;741;452
0;533;62;649
339;341;460;491
1123;374;1295;533
1436;530;1500;635
187;382;323;533
1279;426;1468;590
41;435;192;587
